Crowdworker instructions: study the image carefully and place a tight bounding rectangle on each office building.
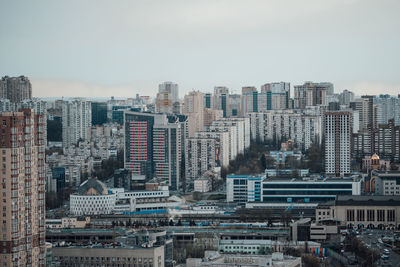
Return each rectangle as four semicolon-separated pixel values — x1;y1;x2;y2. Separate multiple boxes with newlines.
226;175;361;204
324;111;352;176
0;75;32;103
124;111;184;190
62;99;92;147
0;109;46;266
91;102;108;125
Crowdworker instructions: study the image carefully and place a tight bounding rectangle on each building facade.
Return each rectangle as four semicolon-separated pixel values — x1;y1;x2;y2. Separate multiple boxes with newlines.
0;109;46;266
62;99;92;147
0;76;32;103
324;111;352;176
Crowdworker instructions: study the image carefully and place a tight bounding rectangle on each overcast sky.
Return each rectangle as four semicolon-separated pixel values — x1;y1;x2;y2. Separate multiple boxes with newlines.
1;0;399;98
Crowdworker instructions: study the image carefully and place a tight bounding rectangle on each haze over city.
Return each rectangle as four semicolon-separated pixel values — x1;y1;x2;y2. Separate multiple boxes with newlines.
1;0;400;97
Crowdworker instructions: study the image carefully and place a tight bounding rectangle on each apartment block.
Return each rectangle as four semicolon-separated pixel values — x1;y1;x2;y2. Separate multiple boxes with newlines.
0;109;46;266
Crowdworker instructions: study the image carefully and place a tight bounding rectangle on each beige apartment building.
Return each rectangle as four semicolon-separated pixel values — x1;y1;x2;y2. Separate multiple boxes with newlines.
0;109;46;266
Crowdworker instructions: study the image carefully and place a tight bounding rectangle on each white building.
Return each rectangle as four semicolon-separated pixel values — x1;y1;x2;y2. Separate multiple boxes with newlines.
70;178;181;216
185;138;216;182
195;130;230;167
325;111;352;176
194;178;211;193
62;98;92;147
247;110;322;150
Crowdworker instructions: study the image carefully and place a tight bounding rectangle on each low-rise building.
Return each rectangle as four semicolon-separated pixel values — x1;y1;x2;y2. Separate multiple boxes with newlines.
316;195;400;229
46;217;90;229
70;178;182;216
186;251;301;267
194;178;211;192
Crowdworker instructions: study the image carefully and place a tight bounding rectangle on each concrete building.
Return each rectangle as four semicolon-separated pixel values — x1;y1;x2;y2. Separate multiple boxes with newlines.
156;82;179;114
195;130;230;167
70;178;181;215
186;251;301;267
0;109;46;266
228;94;242;117
247;110;322;151
338;90;354;106
159;81;179;102
227;175;362;204
185;138;217;182
194;178;211;192
241;86;258;115
0;75;32;103
213;86;229;117
62;99;92;147
294;82;330;109
53;245;165;267
316;195;400;229
184;91;205;137
260;82;290;110
354;119;400;162
324;111;352;176
376;94;400;126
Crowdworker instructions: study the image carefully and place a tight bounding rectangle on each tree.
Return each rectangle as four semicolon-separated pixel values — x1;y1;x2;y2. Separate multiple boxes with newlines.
302;255;320;267
260;154;267;171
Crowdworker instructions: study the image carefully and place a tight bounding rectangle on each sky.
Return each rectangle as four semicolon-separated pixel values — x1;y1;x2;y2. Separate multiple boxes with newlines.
1;0;399;98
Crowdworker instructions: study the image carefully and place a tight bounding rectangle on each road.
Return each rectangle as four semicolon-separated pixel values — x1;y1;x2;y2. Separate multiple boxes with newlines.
357;229;400;267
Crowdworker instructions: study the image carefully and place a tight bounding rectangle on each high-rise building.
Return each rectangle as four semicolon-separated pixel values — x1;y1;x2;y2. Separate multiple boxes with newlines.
228;94;241;117
294;82;330;109
325;111;352;176
159;81;179;103
0;76;32;103
338;90;355;106
184;91;204;137
91;102;108;125
124;111;184;190
185;138;216;182
241;87;258;115
350;96;375;132
156;82;179;114
62;99;92;147
213;87;229;117
376;94;400;126
204;93;212;109
0;109;46;266
260;82;290;110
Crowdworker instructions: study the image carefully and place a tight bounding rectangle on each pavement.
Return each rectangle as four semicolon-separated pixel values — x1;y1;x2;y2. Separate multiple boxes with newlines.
357;229;400;267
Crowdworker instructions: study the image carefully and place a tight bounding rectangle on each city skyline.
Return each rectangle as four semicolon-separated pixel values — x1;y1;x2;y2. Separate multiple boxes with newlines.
1;0;400;97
